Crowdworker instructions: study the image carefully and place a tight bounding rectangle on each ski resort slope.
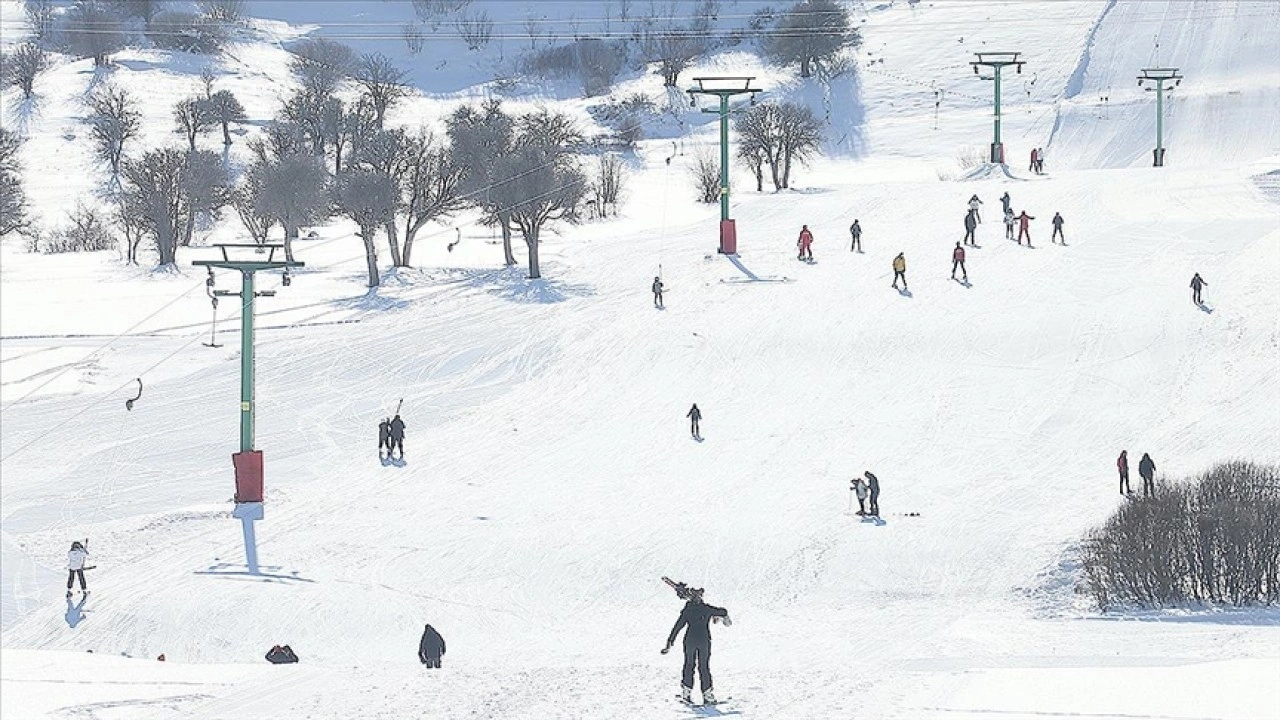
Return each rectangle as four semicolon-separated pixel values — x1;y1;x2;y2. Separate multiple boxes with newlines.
3;1;1280;718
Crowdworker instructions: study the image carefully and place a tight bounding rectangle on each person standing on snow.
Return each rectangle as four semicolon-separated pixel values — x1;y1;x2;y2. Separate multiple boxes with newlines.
849;220;862;252
686;404;702;438
1117;450;1132;495
797;225;814;261
1000;192;1012;216
967;194;983;224
653;276;665;308
1029;148;1038;173
1138;453;1157;498
951;242;968;282
418;624;446;669
378;418;391;456
388;414;406;459
1051;212;1065;244
963;211;977;246
1017;211;1035;246
1036;148;1046;174
892;253;908;291
1190;273;1207;305
865;471;881;517
662;587;730;706
1003;208;1016;241
852;476;870;515
66;540;89;597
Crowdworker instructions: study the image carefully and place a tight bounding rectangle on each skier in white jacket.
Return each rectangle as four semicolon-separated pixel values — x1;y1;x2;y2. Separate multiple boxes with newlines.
67;540;90;597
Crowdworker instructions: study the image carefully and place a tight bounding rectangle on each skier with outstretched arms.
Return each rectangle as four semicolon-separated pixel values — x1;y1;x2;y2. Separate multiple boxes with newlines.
662;587;730;706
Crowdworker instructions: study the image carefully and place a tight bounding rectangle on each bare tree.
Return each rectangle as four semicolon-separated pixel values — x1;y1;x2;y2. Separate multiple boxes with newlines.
255;153;330;254
199;65;217;98
398;131;466;266
120;148;228;265
232;162;275;246
491;146;584;279
120;0;167;29
87;84;142;177
61;1;129;67
447;99;518;266
148;11;228;54
290;38;356;98
0;129;28;238
524;14;545;50
401;23;425;55
205;90;246;145
113;195;147;264
25;0;57;42
4;43;51;100
334;167;397;287
737;140;766;192
174;97;210;152
353;53;408;128
198;0;244;22
648;28;703;87
455;10;493;51
592;153;627;217
43;203;116;254
734;102;823;190
354;128;415;266
178;150;232;247
763;0;859;78
690;148;720;203
576;38;626;97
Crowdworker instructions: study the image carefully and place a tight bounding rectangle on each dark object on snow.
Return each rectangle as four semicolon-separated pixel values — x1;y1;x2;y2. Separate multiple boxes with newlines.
1017;212;1035;245
963;212;976;246
66;540;90;593
378;418;390;453
1138;453;1157;497
1118;450;1131;495
418;624;446;668
663;595;729;695
265;645;299;664
157;654;166;661
797;226;814;261
653;277;665;308
663;576;704;602
126;378;143;411
686;404;702;438
892;254;907;291
865;471;880;516
1051;212;1064;243
388;414;406;457
849;220;862;252
1000;192;1011;215
1190;273;1207;305
952;243;968;281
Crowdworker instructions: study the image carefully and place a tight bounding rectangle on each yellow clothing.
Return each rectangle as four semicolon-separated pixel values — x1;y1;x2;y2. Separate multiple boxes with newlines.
893;256;906;272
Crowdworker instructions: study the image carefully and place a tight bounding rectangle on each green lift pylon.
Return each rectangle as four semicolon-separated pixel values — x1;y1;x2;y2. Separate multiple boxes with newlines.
193;244;302;574
970;52;1026;164
687;76;762;255
1138;67;1183;167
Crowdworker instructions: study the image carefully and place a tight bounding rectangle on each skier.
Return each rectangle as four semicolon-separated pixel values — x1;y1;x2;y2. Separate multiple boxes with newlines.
892;253;907;291
66;540;89;597
1117;450;1131;495
662;587;730;706
686;404;702;438
951;242;968;282
388;414;406;459
1016;211;1035;246
418;623;446;669
849;220;862;252
1036;147;1046;174
1000;192;1012;216
1003;208;1016;241
378;418;391;456
1029;148;1038;173
852;476;869;515
1138;453;1157;498
963;211;977;246
797;225;814;261
967;194;983;224
653;276;665;308
1190;273;1207;305
1051;212;1065;244
865;471;880;517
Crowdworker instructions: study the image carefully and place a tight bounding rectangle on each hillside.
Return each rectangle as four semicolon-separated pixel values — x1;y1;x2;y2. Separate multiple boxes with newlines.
3;1;1280;719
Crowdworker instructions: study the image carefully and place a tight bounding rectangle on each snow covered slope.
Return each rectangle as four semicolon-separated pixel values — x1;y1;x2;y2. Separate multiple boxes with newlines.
3;1;1280;718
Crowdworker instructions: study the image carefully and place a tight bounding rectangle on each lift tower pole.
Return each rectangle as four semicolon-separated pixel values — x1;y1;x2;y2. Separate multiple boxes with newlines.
687;76;762;255
970;52;1026;164
192;244;302;574
1137;67;1183;167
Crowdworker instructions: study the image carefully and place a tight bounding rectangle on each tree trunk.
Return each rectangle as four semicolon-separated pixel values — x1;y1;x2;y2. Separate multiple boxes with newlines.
156;222;177;265
500;215;517;266
283;234;295;262
402;219;423;267
222;121;232;145
188;133;197;152
525;225;540;279
768;153;782;191
753;160;763;192
385;221;403;267
800;57;812;78
182;209;196;247
285;220;299;240
361;229;380;287
782;147;793;189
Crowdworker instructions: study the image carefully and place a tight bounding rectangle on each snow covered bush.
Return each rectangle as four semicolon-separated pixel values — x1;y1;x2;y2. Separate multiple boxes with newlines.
1081;461;1280;609
42;204;116;254
691;148;720;204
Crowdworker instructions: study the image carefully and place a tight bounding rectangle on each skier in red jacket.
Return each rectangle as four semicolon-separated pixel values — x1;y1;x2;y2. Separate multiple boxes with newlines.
951;242;967;282
1017;211;1035;246
1117;450;1131;495
797;225;814;261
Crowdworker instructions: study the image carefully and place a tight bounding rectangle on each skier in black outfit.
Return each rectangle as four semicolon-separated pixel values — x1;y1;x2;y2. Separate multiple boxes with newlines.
1051;212;1065;244
1000;192;1012;216
418;624;446;668
1190;273;1207;305
865;471;880;516
388;414;406;458
849;220;862;252
1138;453;1156;497
662;588;730;705
963;211;977;246
653;276;665;308
378;418;391;455
686;404;702;438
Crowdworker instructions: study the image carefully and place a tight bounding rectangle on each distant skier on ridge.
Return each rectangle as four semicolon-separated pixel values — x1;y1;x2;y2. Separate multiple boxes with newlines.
662;586;730;706
1138;453;1157;497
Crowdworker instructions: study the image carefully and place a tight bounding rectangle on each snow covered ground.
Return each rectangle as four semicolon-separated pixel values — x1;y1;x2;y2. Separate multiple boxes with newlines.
3;1;1279;718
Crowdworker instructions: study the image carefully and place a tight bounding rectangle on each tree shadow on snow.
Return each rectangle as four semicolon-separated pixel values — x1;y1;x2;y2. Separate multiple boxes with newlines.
437;266;595;304
332;286;413;313
1087;607;1280;627
65;595;89;628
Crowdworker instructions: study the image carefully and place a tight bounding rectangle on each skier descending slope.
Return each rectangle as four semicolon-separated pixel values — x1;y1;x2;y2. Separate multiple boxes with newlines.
849;219;862;252
1017;211;1035;246
892;253;908;291
388;414;406;459
967;194;983;224
652;276;665;308
662;587;731;706
963;211;977;247
66;540;90;597
1004;208;1016;240
1190;273;1208;305
951;242;968;282
1000;192;1012;216
686;404;702;439
378;418;391;456
797;225;814;261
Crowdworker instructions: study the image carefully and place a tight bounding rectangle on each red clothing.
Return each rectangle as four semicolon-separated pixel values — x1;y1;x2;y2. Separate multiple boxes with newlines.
1118;453;1128;471
953;246;965;261
1018;213;1034;230
798;229;813;248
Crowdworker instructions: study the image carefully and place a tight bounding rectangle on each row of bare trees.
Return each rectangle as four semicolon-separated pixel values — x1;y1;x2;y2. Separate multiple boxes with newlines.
1081;461;1280;609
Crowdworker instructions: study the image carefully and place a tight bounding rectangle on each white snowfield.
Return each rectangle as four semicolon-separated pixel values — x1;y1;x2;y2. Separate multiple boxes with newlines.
3;1;1280;718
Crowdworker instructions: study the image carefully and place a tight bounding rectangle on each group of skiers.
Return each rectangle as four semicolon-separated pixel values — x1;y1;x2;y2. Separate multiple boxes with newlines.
991;192;1065;247
850;471;881;517
1029;147;1047;174
1116;450;1158;497
377;415;407;459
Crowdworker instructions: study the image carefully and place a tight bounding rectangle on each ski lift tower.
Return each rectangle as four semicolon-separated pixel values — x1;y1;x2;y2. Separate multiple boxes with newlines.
970;52;1026;164
687;76;762;255
1137;67;1182;166
192;244;302;575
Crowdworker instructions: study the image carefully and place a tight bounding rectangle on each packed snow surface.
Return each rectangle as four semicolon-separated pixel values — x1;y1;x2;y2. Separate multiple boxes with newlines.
2;1;1279;718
